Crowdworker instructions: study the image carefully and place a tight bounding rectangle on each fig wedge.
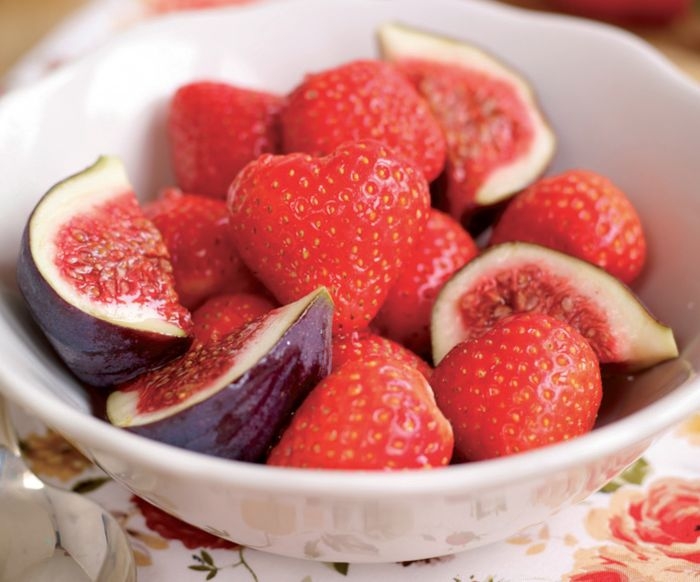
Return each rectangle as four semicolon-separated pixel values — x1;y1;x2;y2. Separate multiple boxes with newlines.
16;156;193;387
431;242;678;370
378;23;556;225
106;287;333;462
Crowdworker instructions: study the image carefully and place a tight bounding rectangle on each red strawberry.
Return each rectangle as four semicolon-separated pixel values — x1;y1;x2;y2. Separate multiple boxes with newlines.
227;140;431;333
192;292;276;345
267;358;453;470
144;188;265;309
144;0;252;14
332;329;432;380
431;312;602;461
372;208;478;359
490;169;647;284
549;0;691;25
167;81;282;199
280;59;446;182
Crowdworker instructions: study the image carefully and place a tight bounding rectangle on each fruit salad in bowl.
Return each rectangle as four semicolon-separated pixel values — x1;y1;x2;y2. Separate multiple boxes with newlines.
0;0;699;563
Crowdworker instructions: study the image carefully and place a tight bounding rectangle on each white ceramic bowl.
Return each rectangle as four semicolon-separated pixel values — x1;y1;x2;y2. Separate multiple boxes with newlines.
1;0;699;564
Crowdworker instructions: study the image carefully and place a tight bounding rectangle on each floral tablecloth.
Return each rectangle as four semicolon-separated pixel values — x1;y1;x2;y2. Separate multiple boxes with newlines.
3;1;700;580
12;404;700;581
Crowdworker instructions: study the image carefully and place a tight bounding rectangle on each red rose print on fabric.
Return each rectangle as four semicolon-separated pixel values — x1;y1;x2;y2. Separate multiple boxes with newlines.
565;477;700;580
132;495;238;550
605;477;700;563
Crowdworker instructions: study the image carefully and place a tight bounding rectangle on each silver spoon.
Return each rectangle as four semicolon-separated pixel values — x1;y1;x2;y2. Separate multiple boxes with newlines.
0;396;136;581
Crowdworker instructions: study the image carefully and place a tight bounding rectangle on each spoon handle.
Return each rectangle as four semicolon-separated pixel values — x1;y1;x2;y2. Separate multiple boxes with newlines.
0;395;138;582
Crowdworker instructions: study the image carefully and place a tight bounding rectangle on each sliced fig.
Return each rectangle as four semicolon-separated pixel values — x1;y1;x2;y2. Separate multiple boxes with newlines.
378;23;556;225
16;156;193;387
106;287;333;462
431;242;678;370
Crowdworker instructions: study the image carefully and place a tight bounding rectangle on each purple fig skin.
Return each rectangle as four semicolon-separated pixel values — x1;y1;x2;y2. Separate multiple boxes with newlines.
108;289;333;463
17;225;193;388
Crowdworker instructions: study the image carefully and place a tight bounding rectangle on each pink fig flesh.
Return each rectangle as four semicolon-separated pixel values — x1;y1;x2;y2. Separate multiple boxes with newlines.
106;287;333;462
16;156;193;387
431;242;678;371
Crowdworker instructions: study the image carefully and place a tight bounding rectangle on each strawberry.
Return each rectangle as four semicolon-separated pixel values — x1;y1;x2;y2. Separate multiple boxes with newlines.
280;59;446;182
431;312;602;461
144;188;265;309
167;81;282;199
549;0;691;25
144;0;251;14
192;292;276;345
490;169;647;284
372;208;479;359
227;140;431;333
266;358;453;470
332;330;433;380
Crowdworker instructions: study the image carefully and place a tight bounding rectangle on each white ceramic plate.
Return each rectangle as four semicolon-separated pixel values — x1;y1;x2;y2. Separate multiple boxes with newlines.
0;0;699;563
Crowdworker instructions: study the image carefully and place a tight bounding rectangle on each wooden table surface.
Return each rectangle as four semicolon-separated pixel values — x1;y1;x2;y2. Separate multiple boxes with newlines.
0;0;88;77
506;0;700;82
1;0;699;80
